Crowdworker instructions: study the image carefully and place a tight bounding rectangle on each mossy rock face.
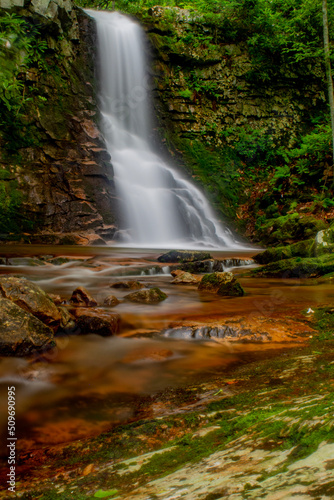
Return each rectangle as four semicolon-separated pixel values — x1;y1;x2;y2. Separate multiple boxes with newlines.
256;214;327;246
254;238;315;264
198;272;245;296
158;250;212;263
0;298;55;356
124;287;168;304
252;254;334;278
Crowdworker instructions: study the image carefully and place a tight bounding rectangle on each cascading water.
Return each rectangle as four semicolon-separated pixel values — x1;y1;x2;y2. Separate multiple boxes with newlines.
87;10;242;249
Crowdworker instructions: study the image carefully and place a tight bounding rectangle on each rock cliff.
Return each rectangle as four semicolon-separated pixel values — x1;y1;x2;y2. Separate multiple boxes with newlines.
0;0;118;244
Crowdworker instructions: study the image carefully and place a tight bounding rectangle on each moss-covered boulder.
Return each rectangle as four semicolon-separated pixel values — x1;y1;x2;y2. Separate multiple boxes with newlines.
158;251;212;263
0;277;61;331
252;254;334;278
124;288;168;304
256;214;327;246
254;239;315;264
198;272;245;296
0;298;55;356
315;226;334;256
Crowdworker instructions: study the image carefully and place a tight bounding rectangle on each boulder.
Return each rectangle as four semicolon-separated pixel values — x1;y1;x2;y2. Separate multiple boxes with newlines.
124;287;167;304
171;271;201;284
0;298;55;356
251;255;334;278
110;281;144;290
70;287;98;307
157;250;212;263
254;239;314;265
72;308;120;336
103;295;120;307
314;227;334;256
0;277;61;331
198;272;245;296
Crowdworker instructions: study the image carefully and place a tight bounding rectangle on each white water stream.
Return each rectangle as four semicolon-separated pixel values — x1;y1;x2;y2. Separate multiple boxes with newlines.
87;10;242;249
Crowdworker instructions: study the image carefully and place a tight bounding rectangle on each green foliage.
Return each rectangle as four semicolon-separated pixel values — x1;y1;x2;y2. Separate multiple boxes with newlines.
178;89;193;98
0;12;56;150
0;171;26;234
94;490;119;498
0;13;30;116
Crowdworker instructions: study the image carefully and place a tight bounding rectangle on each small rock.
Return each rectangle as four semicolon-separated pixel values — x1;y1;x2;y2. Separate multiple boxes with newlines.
110;281;144;290
58;306;76;331
73;308;120;336
48;294;63;306
171;271;201;284
124;288;167;304
0;298;55;356
70;287;97;307
104;295;120;307
198;272;245;297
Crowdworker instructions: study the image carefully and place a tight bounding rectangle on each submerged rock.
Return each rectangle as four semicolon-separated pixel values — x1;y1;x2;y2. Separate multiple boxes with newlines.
0;277;61;331
104;295;120;307
110;281;144;290
70;287;98;307
124;287;167;304
0;298;55;356
157;250;212;263
163;324;270;342
198;272;245;296
73;308;120;336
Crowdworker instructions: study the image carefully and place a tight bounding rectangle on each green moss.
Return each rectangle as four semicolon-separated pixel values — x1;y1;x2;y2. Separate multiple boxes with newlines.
252;254;334;278
199;272;245;296
254;238;315;264
256;213;327;246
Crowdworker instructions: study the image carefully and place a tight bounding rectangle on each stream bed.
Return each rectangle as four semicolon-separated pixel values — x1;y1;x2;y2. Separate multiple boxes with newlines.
0;245;332;471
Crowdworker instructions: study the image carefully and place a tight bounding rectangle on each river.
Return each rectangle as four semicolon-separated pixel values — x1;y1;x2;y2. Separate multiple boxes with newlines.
0;245;331;458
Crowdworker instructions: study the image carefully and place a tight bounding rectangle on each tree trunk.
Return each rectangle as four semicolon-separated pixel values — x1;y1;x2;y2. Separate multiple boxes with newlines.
323;0;334;172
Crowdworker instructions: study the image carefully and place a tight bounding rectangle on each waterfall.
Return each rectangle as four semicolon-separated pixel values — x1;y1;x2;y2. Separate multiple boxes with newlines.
86;10;242;249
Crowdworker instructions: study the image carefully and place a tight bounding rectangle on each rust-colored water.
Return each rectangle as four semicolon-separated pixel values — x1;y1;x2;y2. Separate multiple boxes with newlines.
0;246;330;456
